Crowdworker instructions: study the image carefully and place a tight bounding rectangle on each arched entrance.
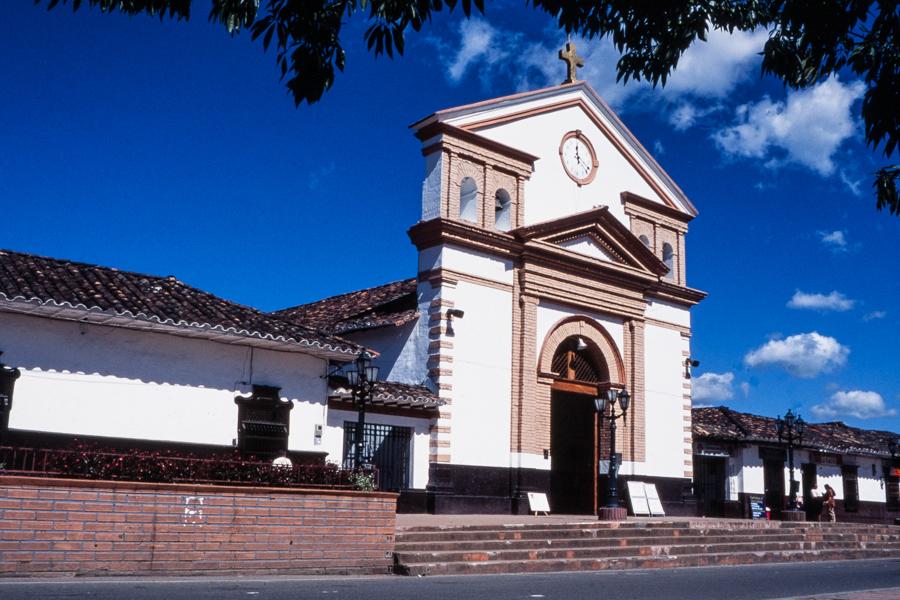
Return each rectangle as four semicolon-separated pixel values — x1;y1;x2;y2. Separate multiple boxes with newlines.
539;318;625;515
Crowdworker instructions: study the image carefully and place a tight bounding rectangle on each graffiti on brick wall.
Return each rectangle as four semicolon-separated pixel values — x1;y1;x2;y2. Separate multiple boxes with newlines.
182;496;205;526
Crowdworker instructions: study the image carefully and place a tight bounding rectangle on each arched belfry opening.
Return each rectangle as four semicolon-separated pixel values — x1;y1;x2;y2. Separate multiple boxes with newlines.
537;318;625;515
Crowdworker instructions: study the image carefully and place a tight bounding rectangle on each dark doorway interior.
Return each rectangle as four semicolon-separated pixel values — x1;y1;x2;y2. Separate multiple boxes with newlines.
550;391;596;514
763;459;785;519
694;456;727;517
801;463;818;520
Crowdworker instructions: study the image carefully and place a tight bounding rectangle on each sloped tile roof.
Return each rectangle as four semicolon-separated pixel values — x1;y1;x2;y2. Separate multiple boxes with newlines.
0;248;359;356
328;376;443;412
274;278;418;334
693;406;898;457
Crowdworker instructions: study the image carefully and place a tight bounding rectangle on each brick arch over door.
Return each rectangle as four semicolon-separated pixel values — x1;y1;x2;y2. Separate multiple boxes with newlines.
538;316;625;386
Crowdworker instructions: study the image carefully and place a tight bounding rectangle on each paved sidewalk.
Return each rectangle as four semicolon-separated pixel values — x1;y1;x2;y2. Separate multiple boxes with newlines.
790;589;900;600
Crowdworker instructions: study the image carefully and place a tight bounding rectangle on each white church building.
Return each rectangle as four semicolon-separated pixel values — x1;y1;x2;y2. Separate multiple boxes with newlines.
1;77;706;515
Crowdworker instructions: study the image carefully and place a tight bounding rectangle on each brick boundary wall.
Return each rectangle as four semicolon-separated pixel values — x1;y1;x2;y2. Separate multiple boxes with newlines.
0;476;397;577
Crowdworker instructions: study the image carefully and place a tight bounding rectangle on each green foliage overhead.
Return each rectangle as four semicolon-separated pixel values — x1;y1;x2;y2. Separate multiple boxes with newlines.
36;0;899;215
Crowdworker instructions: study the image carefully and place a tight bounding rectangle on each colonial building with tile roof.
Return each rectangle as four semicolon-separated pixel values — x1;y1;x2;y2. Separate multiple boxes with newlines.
3;78;710;515
693;407;899;524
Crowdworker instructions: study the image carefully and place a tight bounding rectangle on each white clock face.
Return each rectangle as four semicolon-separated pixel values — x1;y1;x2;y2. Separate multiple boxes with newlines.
561;135;595;183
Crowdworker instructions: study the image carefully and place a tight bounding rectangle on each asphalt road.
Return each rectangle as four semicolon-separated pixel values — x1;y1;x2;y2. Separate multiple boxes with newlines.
1;559;899;600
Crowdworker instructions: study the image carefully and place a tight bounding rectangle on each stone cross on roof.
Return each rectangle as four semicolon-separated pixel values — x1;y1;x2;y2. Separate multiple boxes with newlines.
558;41;584;84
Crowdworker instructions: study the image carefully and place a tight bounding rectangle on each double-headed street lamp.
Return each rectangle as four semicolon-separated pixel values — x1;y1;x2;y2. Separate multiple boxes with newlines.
596;387;630;510
776;409;806;511
345;351;379;471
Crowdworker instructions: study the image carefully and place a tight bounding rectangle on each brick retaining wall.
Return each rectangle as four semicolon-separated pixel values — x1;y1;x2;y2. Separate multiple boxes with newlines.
0;476;397;577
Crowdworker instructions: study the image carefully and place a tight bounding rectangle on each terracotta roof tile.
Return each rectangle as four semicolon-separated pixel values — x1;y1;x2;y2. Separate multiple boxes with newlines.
274;278;418;334
328;376;443;412
0;248;359;356
693;406;898;457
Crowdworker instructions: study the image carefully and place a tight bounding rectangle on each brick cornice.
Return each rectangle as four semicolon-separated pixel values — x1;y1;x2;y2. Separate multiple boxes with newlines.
622;191;693;231
416;121;538;173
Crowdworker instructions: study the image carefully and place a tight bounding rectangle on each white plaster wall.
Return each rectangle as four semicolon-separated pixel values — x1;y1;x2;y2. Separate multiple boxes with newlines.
535;301;625;361
418;244;514;285
462;105;664;228
558;237;614;262
448;281;513;468
645;298;692;328
728;448;889;505
640;324;686;479
421;151;442;221
2;311;328;452
322;408;432;489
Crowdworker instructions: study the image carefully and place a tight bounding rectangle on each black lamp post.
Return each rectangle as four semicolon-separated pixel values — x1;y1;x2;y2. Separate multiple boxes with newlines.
0;353;22;447
776;409;806;510
345;351;379;470
595;387;630;509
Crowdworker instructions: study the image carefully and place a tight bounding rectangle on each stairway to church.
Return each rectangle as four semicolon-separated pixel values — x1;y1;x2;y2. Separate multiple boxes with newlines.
392;520;900;576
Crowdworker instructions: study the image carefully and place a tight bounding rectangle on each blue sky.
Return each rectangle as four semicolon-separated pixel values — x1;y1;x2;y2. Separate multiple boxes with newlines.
1;3;897;432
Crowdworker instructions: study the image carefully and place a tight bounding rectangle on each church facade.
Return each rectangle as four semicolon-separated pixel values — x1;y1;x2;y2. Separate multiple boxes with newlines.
279;81;706;514
1;77;705;516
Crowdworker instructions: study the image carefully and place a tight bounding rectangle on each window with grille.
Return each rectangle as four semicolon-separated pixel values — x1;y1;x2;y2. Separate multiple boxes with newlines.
342;422;412;491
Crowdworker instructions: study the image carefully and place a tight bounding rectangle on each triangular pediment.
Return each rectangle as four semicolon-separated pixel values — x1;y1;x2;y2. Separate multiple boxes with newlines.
515;207;669;277
411;81;697;218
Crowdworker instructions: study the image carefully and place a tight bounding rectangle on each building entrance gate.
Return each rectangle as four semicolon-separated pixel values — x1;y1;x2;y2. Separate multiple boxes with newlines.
550;390;597;514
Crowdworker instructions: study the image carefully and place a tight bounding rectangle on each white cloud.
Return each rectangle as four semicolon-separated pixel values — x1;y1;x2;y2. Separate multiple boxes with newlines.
446;19;504;83
439;22;765;111
812;390;897;420
787;290;855;312
713;77;865;176
692;372;735;402
653;140;665;155
739;382;751;398
819;230;848;251
660;28;768;99
744;332;849;378
863;310;887;322
839;170;863;196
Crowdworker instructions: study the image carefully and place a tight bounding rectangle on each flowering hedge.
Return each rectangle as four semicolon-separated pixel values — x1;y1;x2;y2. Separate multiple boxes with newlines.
2;442;374;490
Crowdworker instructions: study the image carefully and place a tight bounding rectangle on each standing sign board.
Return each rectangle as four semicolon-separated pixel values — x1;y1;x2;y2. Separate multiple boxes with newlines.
527;492;550;515
749;494;766;520
645;484;665;516
626;481;651;516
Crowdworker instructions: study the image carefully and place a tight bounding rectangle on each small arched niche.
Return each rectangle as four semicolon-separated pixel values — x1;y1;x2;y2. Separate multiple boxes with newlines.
639;234;651;248
494;188;512;231
459;177;478;223
662;242;675;279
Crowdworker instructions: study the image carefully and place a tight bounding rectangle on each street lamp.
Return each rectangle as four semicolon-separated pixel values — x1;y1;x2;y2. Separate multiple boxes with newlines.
595;386;630;511
776;409;806;511
344;351;379;470
0;353;21;447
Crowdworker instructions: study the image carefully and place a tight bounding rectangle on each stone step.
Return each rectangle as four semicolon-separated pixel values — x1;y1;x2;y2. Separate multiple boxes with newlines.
395;547;900;576
394;540;900;565
396;524;899;544
394;532;897;553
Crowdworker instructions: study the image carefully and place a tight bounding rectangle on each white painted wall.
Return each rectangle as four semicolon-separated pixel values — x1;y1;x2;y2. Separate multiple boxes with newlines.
323;408;432;489
2;311;328;452
726;446;890;505
418;244;514;285
639;324;686;479
558;236;614;262
346;320;428;387
422;151;442;221
645;298;692;328
448;280;513;468
453;104;664;228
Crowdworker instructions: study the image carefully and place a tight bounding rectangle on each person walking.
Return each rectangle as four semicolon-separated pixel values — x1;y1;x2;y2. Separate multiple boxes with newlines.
820;484;836;522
